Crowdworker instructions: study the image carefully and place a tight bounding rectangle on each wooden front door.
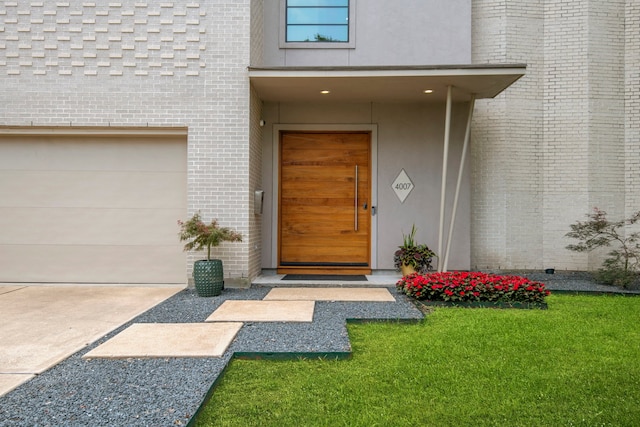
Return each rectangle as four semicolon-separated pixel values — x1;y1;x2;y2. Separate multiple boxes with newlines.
278;132;371;275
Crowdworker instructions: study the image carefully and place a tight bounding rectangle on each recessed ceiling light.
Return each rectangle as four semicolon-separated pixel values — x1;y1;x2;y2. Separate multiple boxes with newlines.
320;90;330;94
423;89;433;94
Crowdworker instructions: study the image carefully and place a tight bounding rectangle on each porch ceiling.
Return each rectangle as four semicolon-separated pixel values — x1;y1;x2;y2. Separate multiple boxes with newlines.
248;64;526;103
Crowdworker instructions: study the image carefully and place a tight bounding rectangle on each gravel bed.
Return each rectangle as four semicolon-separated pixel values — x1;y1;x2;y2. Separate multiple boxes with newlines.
0;286;423;427
488;270;640;294
2;276;635;427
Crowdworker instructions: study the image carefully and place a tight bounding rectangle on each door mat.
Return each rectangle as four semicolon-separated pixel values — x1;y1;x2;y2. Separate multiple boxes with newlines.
282;275;368;281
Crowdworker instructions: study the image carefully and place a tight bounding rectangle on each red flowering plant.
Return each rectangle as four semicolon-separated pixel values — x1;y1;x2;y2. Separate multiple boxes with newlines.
396;271;550;304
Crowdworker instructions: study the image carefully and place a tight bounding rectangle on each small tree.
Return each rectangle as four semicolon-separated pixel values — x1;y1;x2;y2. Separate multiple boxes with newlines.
565;208;640;288
178;212;242;261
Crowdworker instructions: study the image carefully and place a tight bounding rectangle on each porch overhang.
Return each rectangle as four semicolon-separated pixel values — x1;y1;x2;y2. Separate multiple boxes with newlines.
248;64;526;103
251;64;526;273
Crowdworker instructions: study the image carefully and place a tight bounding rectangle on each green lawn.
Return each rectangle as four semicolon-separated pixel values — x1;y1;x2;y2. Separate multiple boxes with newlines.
195;294;640;427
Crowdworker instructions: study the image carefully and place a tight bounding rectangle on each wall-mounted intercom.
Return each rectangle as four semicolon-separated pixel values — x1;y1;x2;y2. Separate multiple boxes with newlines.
254;190;264;215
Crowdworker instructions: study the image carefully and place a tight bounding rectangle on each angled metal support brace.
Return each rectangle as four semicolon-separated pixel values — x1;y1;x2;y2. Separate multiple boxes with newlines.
442;94;476;272
437;86;453;272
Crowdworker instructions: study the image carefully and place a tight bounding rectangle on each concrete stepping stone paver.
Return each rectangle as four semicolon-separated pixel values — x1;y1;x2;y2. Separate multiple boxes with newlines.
0;374;34;397
0;285;184;396
206;300;315;322
264;287;395;302
82;323;243;359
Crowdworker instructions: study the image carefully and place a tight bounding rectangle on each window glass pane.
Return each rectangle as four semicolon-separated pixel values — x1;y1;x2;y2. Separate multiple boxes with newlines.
286;0;349;43
287;7;348;25
288;0;348;6
287;25;348;42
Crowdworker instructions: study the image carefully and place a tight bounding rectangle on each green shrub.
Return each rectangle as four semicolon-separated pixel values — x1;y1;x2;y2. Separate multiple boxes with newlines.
595;263;640;289
566;207;640;289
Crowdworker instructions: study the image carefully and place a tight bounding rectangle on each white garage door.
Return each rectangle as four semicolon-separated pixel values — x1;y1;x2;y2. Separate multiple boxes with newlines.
0;129;187;283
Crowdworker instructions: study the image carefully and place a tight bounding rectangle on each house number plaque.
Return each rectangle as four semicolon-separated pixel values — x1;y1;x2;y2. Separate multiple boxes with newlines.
392;169;414;203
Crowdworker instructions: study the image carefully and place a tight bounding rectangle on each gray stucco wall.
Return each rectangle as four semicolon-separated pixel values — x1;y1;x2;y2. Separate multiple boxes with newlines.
260;101;471;272
261;0;471;67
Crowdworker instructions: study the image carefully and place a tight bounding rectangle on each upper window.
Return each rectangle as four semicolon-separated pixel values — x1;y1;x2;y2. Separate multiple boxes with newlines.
285;0;351;44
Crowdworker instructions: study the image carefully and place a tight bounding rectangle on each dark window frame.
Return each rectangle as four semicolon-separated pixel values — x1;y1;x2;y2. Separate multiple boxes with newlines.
279;0;356;49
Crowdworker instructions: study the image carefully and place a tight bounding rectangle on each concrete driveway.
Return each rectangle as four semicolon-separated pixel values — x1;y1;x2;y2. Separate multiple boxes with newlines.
0;284;184;397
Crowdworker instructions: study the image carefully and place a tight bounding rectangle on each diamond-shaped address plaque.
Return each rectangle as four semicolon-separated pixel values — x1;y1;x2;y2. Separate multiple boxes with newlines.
392;169;414;203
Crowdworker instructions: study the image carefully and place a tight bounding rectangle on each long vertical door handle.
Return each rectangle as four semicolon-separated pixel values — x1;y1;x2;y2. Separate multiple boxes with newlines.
354;165;359;231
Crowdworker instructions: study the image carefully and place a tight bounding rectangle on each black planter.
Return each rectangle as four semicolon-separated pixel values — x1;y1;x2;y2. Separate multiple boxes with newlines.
193;259;224;297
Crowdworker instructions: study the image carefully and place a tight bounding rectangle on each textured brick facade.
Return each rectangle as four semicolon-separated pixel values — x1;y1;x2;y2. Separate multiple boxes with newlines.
0;2;206;77
471;0;544;269
472;0;635;271
247;0;264;280
0;0;255;280
626;1;640;232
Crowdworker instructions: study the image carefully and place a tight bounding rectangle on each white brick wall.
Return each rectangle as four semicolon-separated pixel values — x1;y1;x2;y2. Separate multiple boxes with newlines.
542;0;592;270
0;0;254;281
471;0;544;270
585;1;626;267
626;0;640;233
0;1;206;78
248;84;263;279
472;0;632;271
247;0;264;280
250;0;263;67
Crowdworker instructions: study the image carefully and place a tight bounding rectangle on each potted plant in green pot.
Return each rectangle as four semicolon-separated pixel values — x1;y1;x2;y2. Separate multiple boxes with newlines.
394;225;436;276
178;212;242;297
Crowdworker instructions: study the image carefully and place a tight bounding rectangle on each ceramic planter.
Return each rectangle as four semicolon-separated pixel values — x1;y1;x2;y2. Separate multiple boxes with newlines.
401;262;416;277
193;259;224;297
